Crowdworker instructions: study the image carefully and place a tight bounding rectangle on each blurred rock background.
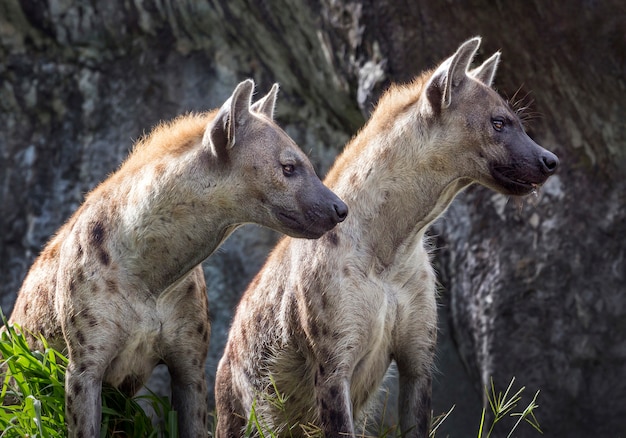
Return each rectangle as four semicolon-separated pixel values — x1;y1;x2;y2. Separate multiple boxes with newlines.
1;1;624;436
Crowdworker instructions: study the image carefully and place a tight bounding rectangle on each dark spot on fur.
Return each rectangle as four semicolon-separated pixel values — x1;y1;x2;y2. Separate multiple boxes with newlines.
75;330;85;344
77;244;83;257
89;222;106;245
321;325;329;336
196;322;204;334
77;431;84;438
98;249;110;266
187;284;195;295
320;293;328;310
349;172;358;186
74;381;83;394
330;385;340;398
89;222;105;241
89;222;110;265
326;231;339;246
76;267;85;284
88;316;97;327
72;413;78;426
69;278;76;294
106;279;117;293
329;409;344;429
318;364;325;376
428;342;436;355
87;345;96;353
320;397;328;410
309;319;319;337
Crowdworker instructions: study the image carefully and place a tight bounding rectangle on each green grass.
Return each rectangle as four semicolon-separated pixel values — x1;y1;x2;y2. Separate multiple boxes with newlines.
242;375;541;438
0;314;178;438
476;377;542;438
1;311;541;438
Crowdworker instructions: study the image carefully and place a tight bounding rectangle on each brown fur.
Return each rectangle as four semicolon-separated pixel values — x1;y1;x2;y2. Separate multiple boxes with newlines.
6;79;347;438
215;38;558;437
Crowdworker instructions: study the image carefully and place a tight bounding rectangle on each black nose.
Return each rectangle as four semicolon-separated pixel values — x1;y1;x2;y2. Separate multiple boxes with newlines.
333;201;348;223
541;151;559;175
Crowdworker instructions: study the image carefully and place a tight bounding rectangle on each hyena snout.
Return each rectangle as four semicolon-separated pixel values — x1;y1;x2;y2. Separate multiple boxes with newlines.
308;186;348;231
292;182;348;239
539;149;559;176
489;137;559;196
329;195;349;224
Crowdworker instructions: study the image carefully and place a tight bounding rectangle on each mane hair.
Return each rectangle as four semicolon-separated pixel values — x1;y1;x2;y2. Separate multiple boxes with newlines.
124;110;218;168
325;72;432;187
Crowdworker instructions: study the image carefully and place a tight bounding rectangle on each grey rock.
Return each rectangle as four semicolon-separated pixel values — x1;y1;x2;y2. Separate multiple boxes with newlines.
1;1;624;436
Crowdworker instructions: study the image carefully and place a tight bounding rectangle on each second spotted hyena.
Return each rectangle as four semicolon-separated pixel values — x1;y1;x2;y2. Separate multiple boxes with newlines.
215;38;558;437
7;79;347;438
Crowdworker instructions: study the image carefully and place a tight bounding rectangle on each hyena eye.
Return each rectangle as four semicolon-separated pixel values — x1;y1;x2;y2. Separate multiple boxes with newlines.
282;164;295;177
492;118;504;132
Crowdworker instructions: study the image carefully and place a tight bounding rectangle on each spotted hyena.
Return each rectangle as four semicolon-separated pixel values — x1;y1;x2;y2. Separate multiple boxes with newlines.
6;79;347;437
215;38;558;437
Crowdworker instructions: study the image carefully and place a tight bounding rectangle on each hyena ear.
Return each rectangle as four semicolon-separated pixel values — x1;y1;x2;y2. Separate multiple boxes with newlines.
203;79;255;156
250;83;279;120
469;51;500;87
426;37;481;111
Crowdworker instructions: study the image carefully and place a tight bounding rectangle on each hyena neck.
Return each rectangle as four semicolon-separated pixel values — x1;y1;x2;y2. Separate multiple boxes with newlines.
108;142;240;295
329;108;471;269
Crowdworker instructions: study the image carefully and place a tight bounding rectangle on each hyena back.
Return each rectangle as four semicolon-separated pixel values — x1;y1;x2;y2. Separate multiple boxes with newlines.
6;79;347;438
215;38;558;437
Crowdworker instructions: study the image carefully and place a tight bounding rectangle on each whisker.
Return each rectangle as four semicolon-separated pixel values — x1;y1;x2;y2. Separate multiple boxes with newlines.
504;85;543;128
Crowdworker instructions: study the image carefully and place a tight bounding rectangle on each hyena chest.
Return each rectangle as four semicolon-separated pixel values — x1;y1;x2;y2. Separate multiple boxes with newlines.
102;304;164;394
345;279;400;408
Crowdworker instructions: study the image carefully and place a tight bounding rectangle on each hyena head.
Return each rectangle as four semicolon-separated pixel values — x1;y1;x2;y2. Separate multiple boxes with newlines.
204;79;347;238
422;37;559;195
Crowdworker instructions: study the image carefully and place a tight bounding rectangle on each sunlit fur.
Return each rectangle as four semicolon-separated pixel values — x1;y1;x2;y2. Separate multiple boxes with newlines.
216;37;558;438
7;79;346;438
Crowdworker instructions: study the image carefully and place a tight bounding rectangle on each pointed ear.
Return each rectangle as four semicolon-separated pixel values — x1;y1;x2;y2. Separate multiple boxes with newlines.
469;51;500;87
425;37;481;111
202;79;255;156
251;83;279;119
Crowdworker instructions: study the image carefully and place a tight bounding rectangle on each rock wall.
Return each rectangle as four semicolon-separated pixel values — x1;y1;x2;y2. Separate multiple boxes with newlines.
1;1;624;436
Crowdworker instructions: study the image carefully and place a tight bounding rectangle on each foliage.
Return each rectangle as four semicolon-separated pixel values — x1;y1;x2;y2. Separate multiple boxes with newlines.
243;375;542;438
0;313;178;438
476;377;542;438
1;309;541;438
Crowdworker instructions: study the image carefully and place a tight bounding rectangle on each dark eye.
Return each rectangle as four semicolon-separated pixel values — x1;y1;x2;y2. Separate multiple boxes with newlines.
492;118;504;132
282;164;295;176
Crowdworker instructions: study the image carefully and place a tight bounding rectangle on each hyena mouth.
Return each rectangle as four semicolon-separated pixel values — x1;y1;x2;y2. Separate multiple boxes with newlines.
277;211;301;228
276;210;332;239
489;163;543;196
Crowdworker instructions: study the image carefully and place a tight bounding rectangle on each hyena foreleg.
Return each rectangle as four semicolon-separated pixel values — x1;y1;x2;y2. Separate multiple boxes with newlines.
314;369;355;437
65;363;103;437
397;371;433;438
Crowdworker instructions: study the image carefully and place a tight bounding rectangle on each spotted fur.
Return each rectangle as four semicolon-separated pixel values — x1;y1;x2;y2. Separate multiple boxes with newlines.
215;38;558;437
7;79;347;437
